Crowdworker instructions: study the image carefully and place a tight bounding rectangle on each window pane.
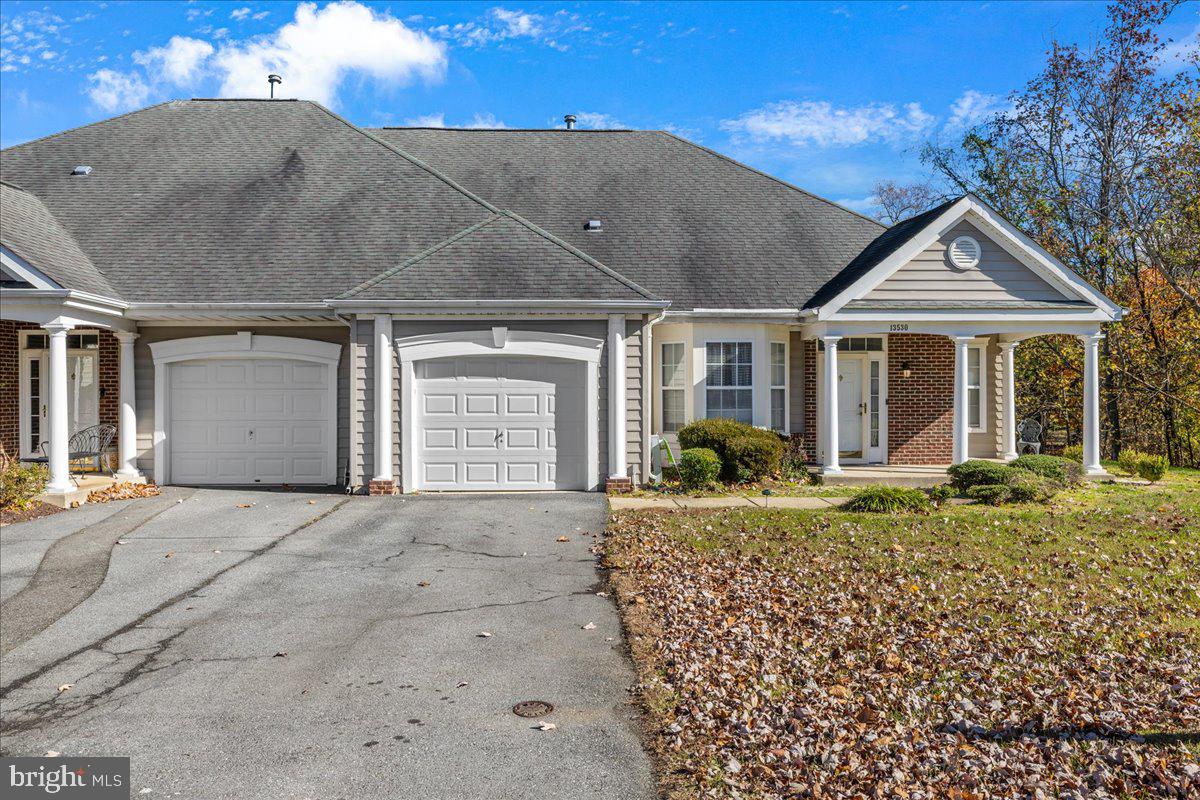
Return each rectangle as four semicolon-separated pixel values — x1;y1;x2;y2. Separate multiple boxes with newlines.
734;364;751;386
23;334;47;350
770;343;785;386
661;343;684;388
968;387;981;428
705;342;752;388
771;388;785;431
967;347;981;387
663;388;685;432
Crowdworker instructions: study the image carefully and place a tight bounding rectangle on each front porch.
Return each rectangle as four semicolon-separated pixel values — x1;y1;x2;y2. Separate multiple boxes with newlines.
811;462;955;487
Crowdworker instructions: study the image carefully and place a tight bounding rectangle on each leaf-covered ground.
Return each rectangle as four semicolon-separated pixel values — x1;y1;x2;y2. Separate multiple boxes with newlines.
604;471;1200;799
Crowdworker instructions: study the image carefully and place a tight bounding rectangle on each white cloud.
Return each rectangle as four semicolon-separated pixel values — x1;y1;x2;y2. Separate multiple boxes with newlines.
213;1;446;105
87;68;150;112
720;100;935;148
404;113;446;127
133;36;214;85
834;195;878;214
253;11;269;21
0;9;67;73
230;7;252;21
430;7;587;51
402;112;508;128
1157;24;1198;73
945;89;1005;131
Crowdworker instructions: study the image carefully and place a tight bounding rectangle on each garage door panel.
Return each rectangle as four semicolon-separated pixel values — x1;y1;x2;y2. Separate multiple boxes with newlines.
168;357;332;485
415;355;586;491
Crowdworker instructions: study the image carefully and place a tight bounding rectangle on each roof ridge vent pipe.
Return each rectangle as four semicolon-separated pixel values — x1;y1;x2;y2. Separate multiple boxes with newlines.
564;114;576;130
268;74;282;98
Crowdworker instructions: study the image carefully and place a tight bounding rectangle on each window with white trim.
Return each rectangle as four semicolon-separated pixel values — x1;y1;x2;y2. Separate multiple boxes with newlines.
967;345;985;430
770;341;786;432
660;342;686;433
705;342;752;424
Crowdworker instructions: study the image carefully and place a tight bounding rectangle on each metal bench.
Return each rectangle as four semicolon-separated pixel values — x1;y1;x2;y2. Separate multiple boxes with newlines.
23;423;117;485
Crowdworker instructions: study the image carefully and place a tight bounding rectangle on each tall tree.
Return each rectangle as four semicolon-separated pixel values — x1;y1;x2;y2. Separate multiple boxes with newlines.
921;0;1199;464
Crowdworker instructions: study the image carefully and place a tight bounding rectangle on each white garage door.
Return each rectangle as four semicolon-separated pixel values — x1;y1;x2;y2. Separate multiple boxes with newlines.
415;356;587;490
168;358;334;485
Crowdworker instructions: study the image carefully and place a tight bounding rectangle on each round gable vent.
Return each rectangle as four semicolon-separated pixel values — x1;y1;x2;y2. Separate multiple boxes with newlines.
947;235;981;269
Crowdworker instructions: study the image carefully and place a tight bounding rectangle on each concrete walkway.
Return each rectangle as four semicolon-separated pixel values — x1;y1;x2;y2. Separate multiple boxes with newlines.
610;494;850;511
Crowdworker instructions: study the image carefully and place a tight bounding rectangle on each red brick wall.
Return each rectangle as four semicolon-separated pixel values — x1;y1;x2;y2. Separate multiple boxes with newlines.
887;334;954;465
0;321;20;457
801;339;817;461
0;322;120;459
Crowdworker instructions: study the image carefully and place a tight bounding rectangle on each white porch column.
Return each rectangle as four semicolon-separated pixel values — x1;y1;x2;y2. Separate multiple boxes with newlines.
1000;341;1018;461
43;322;73;493
114;331;142;479
1080;332;1104;475
607;314;627;480
821;335;842;475
373;314;394;483
951;336;972;465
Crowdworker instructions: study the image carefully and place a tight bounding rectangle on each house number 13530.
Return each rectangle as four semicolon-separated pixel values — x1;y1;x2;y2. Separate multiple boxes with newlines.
889;324;909;332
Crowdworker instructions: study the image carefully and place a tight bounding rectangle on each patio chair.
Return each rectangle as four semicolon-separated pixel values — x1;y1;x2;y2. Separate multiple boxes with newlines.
1016;417;1043;455
24;423;117;485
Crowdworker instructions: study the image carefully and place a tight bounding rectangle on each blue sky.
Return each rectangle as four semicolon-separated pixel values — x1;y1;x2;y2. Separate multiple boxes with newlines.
1;1;1196;213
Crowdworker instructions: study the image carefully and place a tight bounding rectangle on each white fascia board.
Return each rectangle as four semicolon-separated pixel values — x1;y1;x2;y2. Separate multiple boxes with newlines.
803;319;1107;340
1;247;62;290
326;299;670;314
826;307;1113;323
814;196;1123;321
665;308;800;323
816;197;972;319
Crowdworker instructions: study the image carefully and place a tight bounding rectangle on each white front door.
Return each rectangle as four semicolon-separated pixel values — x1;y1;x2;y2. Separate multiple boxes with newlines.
19;351;99;458
414;356;587;490
167;357;334;484
837;357;865;461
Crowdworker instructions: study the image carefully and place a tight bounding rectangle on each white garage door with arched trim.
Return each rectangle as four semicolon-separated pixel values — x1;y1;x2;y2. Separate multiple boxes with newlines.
150;333;341;486
396;329;602;493
415;356;587;490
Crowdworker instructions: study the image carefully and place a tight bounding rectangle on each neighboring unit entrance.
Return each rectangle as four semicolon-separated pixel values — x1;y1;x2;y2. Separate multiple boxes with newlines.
413;356;588;490
817;336;887;465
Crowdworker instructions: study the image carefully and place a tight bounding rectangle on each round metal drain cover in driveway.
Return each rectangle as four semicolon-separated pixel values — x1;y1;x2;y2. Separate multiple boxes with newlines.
512;700;554;718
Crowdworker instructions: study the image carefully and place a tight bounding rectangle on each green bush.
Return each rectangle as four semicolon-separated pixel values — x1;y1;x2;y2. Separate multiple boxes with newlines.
927;484;955;506
843;486;931;514
1136;454;1169;483
677;418;783;482
780;436;810;482
947;460;1013;490
1061;444;1083;463
965;484;1011;506
1118;449;1147;477
1006;470;1059;503
0;456;48;510
678;448;721;490
1010;454;1084;485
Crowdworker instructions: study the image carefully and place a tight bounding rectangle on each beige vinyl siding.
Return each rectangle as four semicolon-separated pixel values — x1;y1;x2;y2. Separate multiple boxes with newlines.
133;324;351;483
866;221;1068;303
625;316;645;478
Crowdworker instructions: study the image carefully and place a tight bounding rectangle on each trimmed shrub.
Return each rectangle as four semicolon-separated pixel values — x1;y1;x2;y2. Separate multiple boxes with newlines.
678;448;721;490
678;418;783;482
1010;454;1084;485
965;484;1011;506
1117;449;1148;477
1006;470;1059;503
843;486;931;514
1136;454;1169;483
0;456;48;511
927;484;955;506
947;460;1013;490
1061;444;1084;463
780;435;810;482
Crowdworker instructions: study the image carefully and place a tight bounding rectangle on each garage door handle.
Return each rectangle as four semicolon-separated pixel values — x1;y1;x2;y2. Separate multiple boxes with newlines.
248;429;255;440
494;432;504;443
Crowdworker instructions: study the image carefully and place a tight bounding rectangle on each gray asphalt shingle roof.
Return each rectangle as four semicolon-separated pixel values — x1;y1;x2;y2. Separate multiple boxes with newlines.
340;211;661;302
370;128;886;310
0;100;497;303
0;180;117;297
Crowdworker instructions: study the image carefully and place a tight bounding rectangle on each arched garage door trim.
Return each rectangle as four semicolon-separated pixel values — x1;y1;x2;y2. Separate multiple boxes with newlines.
393;329;602;493
149;332;341;486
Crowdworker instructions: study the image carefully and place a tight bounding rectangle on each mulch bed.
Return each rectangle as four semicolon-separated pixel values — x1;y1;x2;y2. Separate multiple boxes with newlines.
604;508;1199;799
0;502;66;526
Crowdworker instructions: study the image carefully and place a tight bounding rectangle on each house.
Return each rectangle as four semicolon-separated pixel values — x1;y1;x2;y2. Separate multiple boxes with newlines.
0;100;1123;502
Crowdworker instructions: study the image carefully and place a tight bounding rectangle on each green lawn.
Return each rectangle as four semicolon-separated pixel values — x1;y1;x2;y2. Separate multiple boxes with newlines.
605;470;1199;798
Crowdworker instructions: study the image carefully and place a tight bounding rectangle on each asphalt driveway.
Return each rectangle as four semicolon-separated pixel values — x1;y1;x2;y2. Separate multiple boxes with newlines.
0;490;653;799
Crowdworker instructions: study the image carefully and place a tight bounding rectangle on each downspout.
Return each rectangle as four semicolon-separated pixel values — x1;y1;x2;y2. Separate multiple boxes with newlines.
330;309;356;493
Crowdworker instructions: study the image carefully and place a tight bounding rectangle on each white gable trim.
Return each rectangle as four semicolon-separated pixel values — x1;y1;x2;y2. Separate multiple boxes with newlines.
815;196;1124;321
1;246;62;290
